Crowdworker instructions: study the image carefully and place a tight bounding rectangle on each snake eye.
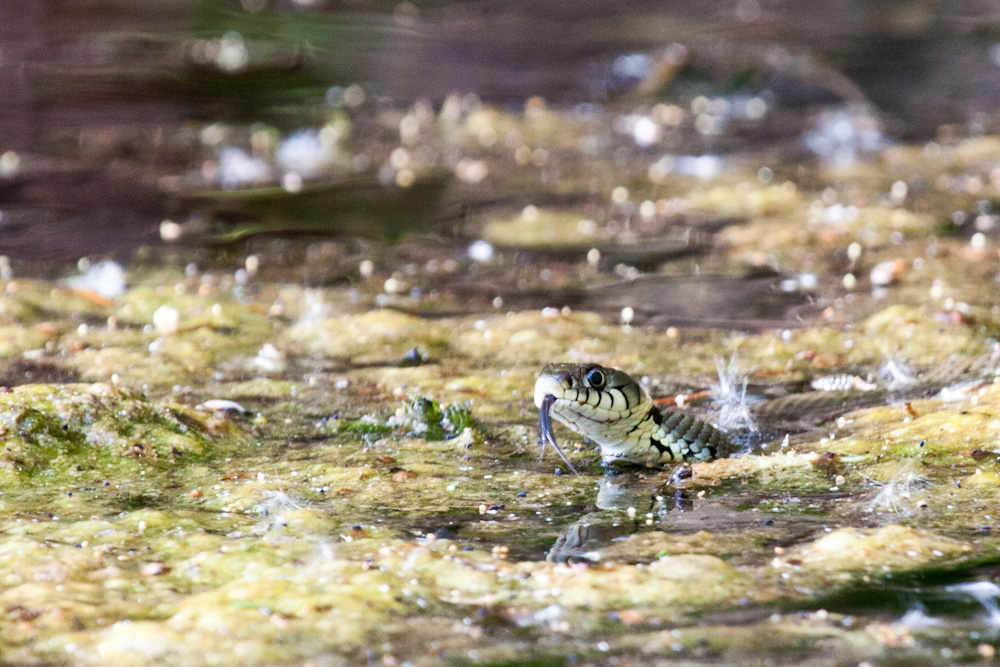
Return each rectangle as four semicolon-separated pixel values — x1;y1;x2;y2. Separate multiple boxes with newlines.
585;368;605;389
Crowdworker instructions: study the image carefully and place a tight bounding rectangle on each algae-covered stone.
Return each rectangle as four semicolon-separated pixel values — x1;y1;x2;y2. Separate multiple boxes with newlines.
773;525;969;572
453;311;610;365
0;383;243;473
527;554;748;608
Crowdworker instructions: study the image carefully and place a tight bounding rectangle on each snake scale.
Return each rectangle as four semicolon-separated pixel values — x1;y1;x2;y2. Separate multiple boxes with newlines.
534;353;1000;472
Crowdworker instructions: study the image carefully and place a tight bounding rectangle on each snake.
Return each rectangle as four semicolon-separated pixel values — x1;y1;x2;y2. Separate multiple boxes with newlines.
534;363;731;473
534;351;1000;474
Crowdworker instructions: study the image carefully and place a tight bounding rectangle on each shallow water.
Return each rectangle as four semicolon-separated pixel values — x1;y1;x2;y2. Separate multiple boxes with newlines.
3;1;1000;666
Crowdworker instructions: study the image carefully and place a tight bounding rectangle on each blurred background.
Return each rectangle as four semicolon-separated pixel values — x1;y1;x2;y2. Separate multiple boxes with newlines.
2;0;1000;275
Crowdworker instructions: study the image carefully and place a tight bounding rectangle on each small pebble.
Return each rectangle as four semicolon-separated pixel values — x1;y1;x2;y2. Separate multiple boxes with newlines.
140;562;168;577
152;305;180;335
399;347;426;367
196;399;246;414
254;343;287;374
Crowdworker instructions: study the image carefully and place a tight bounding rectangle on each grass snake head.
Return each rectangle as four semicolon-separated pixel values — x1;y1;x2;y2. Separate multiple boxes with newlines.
535;363;731;470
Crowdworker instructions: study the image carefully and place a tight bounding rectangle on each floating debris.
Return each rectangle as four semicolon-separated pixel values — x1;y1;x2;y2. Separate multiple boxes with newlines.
467;240;495;262
217;146;270;188
879;358;917;389
870;259;906;287
140;562;169;577
897;605;944;630
803;104;884;165
397;347;427;367
938;380;984;402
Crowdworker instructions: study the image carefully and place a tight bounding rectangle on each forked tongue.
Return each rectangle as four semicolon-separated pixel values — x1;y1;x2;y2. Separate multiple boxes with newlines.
538;394;581;478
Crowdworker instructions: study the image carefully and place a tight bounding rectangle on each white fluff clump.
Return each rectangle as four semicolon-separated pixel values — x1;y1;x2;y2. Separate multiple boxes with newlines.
866;460;931;515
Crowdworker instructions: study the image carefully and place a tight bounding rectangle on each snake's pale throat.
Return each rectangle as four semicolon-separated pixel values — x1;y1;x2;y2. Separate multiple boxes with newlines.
538;393;581;477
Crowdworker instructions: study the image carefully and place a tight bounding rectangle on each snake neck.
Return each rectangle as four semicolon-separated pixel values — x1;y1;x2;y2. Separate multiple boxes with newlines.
602;405;729;464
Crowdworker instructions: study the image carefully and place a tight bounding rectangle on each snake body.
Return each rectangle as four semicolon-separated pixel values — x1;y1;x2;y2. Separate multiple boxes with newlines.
534;363;731;467
534;351;1000;471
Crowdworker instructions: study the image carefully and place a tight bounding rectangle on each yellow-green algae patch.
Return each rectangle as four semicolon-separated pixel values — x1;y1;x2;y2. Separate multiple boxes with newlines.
691;451;825;489
56;540;753;666
720;305;991;388
287;309;453;364
482;208;609;248
287;308;727;380
0;281;112;327
833;382;1000;456
719;202;936;261
10;85;1000;667
596;530;754;562
686;181;803;219
0;326;52;358
0;215;997;666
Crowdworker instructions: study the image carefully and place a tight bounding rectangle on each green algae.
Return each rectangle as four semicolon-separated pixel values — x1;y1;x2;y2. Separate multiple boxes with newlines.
330;397;478;443
387;396;477;439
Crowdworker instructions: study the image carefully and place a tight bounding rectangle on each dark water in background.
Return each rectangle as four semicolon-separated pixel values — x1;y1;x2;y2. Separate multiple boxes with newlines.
2;0;1000;261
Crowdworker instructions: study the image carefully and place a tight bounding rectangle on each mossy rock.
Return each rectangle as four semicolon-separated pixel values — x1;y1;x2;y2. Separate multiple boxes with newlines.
0;383;243;474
